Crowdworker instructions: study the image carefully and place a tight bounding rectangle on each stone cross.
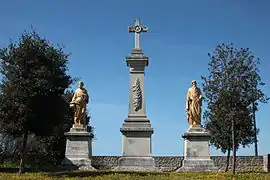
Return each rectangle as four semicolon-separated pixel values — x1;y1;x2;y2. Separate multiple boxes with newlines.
128;19;148;49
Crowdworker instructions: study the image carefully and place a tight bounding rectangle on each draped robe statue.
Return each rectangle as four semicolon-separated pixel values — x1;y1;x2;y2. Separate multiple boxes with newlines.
186;80;202;128
70;81;89;126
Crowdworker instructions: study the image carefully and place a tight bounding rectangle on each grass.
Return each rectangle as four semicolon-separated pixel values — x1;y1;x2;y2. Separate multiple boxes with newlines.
0;171;269;180
0;161;64;172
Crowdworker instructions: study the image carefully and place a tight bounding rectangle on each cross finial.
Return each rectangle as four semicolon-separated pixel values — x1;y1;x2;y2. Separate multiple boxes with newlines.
128;19;148;49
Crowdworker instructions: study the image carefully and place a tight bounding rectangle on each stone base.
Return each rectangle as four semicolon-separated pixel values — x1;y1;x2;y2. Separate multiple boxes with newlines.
177;125;217;172
177;159;217;172
69;124;87;132
183;125;211;158
61;125;96;171
117;118;158;171
120;121;153;157
62;157;96;170
115;157;158;171
264;154;270;172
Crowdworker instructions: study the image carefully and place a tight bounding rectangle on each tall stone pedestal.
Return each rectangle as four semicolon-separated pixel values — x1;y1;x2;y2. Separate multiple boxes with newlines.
116;47;157;171
62;125;96;170
177;125;217;172
116;120;156;170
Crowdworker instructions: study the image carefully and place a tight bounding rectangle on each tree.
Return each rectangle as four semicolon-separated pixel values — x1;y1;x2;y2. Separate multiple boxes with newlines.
0;29;74;173
36;89;95;166
0;135;21;164
245;63;269;156
34;90;74;166
202;43;268;173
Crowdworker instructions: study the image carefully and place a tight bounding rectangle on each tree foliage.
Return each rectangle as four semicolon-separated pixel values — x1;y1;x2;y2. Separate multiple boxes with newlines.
36;90;95;165
0;30;75;172
35;90;74;165
202;43;268;155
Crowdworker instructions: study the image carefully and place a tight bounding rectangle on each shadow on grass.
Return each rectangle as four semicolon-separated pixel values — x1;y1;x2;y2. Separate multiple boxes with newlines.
0;166;66;173
0;168;19;173
48;170;167;178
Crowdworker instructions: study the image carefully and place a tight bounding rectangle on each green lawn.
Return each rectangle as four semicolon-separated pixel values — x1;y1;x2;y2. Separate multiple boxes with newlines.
0;171;269;180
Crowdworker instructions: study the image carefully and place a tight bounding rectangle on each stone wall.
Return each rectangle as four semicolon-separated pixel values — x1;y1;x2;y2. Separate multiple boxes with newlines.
91;156;264;172
212;156;263;172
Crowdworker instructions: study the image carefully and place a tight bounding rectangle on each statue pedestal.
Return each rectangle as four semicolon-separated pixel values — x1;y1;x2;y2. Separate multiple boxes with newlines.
177;125;217;172
115;120;158;171
61;125;96;170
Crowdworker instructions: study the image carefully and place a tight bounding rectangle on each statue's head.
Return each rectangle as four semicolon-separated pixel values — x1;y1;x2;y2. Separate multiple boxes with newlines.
191;80;197;87
78;81;84;88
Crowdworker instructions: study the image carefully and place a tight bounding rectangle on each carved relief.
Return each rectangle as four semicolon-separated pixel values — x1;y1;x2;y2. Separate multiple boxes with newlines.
132;77;142;111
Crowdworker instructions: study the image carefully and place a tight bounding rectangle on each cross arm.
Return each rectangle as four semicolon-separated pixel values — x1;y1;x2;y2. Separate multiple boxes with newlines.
128;27;135;32
128;26;148;33
141;27;148;32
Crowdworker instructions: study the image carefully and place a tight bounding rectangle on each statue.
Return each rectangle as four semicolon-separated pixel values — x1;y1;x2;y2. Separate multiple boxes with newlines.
186;80;202;128
70;81;89;126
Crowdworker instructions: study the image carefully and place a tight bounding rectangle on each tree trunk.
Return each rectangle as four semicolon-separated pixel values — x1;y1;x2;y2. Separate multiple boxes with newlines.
0;152;4;165
225;148;230;172
253;102;258;156
11;144;19;162
18;133;28;174
232;147;237;174
232;118;236;174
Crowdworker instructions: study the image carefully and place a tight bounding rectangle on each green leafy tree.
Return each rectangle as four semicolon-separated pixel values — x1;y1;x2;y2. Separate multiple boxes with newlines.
0;30;74;173
245;62;269;156
36;89;95;166
202;43;268;173
35;90;74;166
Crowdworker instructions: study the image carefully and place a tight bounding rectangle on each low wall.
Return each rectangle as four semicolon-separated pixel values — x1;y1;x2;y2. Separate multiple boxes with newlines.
91;156;264;172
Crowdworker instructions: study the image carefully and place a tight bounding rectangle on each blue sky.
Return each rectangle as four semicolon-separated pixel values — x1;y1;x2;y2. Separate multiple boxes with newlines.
0;0;269;156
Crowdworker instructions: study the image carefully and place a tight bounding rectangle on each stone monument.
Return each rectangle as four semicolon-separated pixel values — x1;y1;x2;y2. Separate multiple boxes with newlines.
177;80;217;172
116;19;157;170
62;81;96;170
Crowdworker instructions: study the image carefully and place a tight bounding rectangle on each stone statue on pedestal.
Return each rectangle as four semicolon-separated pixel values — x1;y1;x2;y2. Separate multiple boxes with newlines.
177;80;217;172
62;81;95;170
186;80;202;128
70;81;89;126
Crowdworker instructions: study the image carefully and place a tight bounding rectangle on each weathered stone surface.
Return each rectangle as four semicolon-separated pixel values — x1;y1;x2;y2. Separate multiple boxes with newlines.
118;122;156;170
62;128;95;170
62;158;96;171
212;156;264;172
264;154;270;172
183;126;211;159
91;156;264;172
154;156;183;171
115;157;159;171
179;126;217;172
117;20;156;171
121;125;153;157
177;159;218;172
92;156;119;170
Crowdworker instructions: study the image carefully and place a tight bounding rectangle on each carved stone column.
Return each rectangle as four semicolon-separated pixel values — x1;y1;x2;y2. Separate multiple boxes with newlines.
116;48;156;170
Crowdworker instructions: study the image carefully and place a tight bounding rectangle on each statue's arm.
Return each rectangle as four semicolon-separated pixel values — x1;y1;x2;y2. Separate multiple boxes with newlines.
186;89;190;111
198;88;203;101
83;88;89;104
71;91;77;103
